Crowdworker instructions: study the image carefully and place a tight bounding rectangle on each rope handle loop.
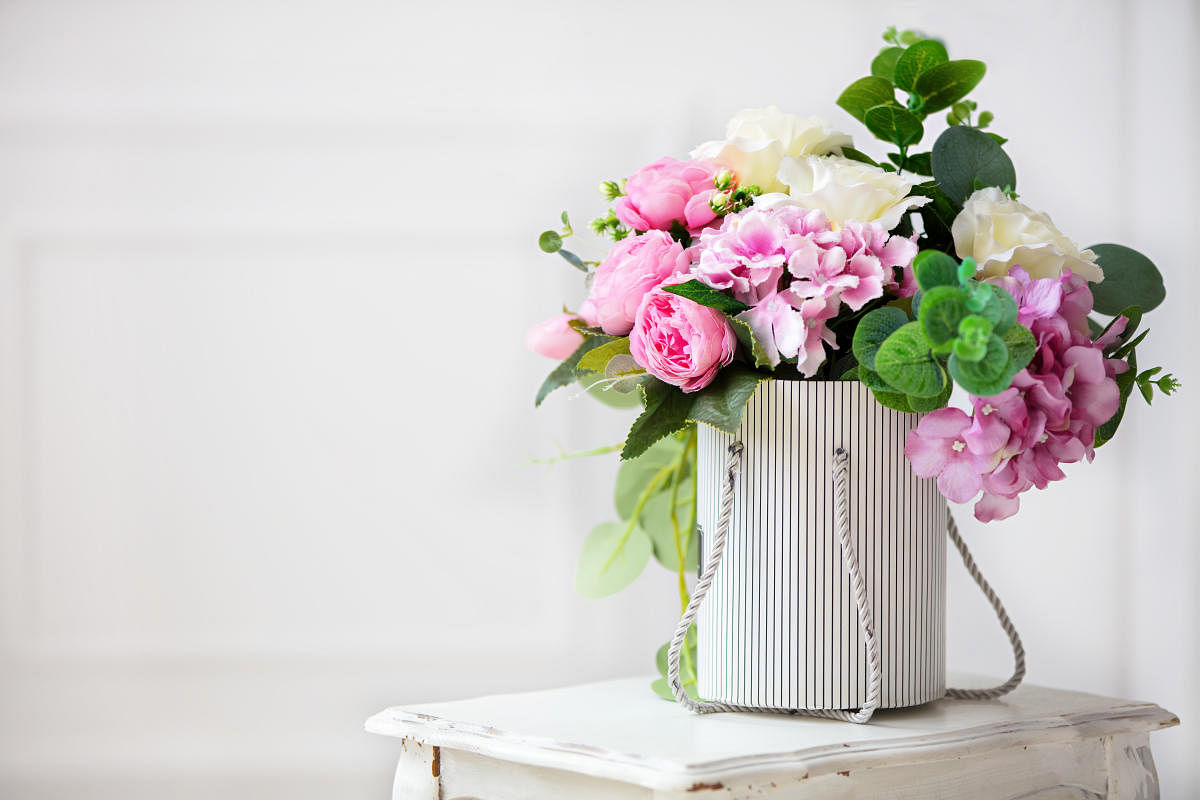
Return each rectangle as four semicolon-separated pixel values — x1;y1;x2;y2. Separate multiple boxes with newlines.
666;440;1025;722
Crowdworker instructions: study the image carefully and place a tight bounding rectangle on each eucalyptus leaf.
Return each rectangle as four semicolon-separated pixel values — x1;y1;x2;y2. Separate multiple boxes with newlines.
538;230;563;253
975;284;1018;334
643;488;699;572
919;286;970;346
914;250;962;291
852;306;909;370
947;333;1011;395
871;389;915;413
931;125;1016;204
915;60;987;112
864;104;924;147
875;321;947;397
1088;244;1166;315
908;380;953;412
894;39;948;91
576;522;652;598
836;76;897;123
871;46;905;80
858;366;894;392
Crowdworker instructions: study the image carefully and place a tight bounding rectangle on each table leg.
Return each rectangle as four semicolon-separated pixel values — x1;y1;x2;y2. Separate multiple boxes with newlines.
391;738;440;800
1106;733;1160;800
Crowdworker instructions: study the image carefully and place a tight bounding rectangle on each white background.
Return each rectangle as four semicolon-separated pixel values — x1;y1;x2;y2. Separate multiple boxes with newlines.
0;1;1196;797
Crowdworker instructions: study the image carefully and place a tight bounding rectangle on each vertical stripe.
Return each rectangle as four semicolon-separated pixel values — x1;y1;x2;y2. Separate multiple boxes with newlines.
696;380;948;710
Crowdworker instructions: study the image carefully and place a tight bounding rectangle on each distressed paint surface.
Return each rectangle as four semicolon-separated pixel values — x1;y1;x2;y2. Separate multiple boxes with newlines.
369;677;1178;797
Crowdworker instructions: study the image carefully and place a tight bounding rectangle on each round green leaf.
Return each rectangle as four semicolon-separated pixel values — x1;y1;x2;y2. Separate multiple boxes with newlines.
836;76;897;123
1088;243;1166;315
864;104;924;147
931;125;1017;204
875;321;947;398
871;46;905;80
642;487;699;573
976;284;1018;334
908;379;953;412
1002;323;1036;374
614;436;684;519
870;389;915;413
575;522;652;599
919;285;970;347
894;39;949;91
538;230;563;253
948;333;1011;396
914;250;961;291
852;306;910;370
915;60;987;113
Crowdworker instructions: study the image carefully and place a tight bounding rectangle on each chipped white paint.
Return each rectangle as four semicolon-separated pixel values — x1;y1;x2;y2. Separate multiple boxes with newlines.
367;676;1177;799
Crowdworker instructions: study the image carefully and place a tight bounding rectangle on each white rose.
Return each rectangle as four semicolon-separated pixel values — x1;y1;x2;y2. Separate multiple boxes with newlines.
952;187;1102;282
690;106;852;194
767;155;931;231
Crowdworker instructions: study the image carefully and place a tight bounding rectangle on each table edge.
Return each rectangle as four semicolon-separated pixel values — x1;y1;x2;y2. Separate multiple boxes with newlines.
365;699;1180;791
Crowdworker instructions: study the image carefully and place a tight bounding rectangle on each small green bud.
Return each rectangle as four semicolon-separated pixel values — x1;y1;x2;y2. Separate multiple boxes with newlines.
957;258;977;285
713;170;734;191
598;180;624;201
709;190;733;214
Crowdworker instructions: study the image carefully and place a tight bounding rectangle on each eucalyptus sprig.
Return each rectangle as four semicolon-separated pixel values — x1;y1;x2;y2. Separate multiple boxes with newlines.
538;211;595;271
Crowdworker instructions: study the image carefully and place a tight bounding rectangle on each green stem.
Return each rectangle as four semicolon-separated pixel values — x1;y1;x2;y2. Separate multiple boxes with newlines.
601;463;673;572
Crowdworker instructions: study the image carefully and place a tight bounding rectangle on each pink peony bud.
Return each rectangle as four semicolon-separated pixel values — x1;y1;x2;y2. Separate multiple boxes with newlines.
525;313;584;360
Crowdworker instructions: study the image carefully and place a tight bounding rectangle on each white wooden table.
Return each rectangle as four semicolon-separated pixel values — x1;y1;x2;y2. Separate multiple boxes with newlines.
366;676;1179;799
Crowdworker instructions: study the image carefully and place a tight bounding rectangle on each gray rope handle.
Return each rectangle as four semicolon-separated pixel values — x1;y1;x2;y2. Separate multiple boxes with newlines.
667;440;1025;721
667;443;882;723
944;514;1026;700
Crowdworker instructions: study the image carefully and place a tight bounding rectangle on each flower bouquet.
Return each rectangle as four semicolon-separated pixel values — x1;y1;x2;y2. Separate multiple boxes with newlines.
528;28;1177;711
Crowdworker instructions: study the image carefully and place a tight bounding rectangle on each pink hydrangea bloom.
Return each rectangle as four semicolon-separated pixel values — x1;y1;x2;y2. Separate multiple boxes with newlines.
614;157;724;234
629;280;737;393
909;266;1129;522
693;205;916;372
588;230;691;336
738;293;838;377
525;312;584;360
905;408;1000;503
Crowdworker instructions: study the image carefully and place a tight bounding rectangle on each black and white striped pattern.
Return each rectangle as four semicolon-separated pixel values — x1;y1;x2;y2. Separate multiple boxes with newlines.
696;380;948;711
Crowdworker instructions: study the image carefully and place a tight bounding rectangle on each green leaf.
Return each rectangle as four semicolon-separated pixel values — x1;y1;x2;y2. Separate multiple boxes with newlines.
915;60;987;113
871;46;905;80
908;380;953;412
931;125;1017;204
577;373;642;409
1088;244;1167;315
535;336;614;406
1095;349;1137;447
953;315;994;362
538;230;562;253
687;366;765;434
558;249;588;272
614;435;684;519
575;522;651;598
871;389;915;412
948;333;1011;395
893;39;949;91
728;315;774;369
893;151;933;176
975;284;1018;334
875;321;947;397
578;337;631;374
643;488;699;572
621;380;694;460
977;111;994;128
914;250;962;291
662;279;751;315
852;306;910;370
1002;323;1036;374
919;285;969;347
857;366;894;392
864;104;924;147
837;76;897;123
840;146;880;167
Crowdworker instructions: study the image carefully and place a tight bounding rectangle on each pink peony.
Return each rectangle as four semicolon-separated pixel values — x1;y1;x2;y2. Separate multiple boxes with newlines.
629;281;736;393
912;266;1130;522
525;312;585;360
588;230;691;336
614;157;724;234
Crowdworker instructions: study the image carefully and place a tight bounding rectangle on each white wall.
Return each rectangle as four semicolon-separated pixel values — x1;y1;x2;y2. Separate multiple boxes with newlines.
0;1;1195;797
